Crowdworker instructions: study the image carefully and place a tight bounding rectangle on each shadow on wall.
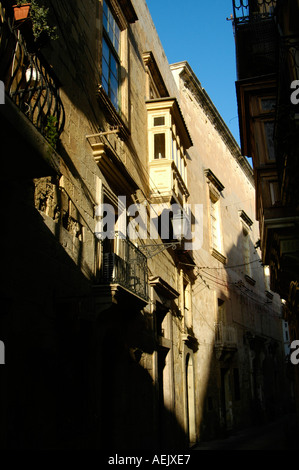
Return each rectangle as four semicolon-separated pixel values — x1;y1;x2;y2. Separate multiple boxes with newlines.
196;230;290;442
0;176;187;451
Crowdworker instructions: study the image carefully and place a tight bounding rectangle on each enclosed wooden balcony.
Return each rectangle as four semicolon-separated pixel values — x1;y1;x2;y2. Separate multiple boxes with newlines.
146;98;192;206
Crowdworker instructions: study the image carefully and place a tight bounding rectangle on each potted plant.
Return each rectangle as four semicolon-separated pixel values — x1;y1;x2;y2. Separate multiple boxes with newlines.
12;1;31;21
13;0;58;43
44;115;59;149
30;0;58;42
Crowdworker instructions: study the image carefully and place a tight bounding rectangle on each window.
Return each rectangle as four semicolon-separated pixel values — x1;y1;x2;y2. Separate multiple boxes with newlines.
269;181;280;205
250;95;276;163
98;0;137;134
205;169;225;258
102;0;121;111
154;133;166;159
180;271;192;329
154;116;165;127
239;210;253;278
264;121;275;161
264;265;270;291
242;226;251;277
218;299;225;323
210;193;221;252
183;279;192;328
261;98;276;112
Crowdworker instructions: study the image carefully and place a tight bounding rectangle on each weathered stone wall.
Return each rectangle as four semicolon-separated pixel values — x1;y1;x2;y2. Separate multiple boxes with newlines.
172;62;285;439
0;0;288;450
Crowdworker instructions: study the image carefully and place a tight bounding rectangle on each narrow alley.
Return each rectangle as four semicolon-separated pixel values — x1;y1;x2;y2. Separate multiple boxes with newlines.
194;415;297;450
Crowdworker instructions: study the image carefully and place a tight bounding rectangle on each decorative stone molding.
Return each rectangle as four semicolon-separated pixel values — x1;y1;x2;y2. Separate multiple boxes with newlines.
245;274;256;286
109;0;138;30
149;276;179;300
211;247;227;265
239;209;253;227
142;51;169;98
91;142;106;164
171;61;254;183
265;290;274;300
204;168;225;193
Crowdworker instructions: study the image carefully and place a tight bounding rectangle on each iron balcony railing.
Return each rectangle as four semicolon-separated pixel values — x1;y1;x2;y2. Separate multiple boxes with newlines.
0;4;65;139
215;322;238;347
233;0;277;24
233;0;278;79
102;232;148;301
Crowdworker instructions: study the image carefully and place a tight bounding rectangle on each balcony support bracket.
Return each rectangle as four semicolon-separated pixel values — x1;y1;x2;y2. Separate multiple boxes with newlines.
137;241;180;259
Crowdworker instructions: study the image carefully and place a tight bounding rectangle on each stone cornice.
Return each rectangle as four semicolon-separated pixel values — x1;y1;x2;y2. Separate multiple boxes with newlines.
170;61;254;184
142;51;169;98
239;209;254;227
109;0;138;29
204;168;225;193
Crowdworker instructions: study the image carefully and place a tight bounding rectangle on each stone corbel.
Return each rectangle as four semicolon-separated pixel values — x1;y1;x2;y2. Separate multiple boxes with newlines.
91;142;106;165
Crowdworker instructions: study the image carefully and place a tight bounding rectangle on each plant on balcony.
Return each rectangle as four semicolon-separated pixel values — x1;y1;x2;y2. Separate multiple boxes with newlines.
44;115;59;148
13;0;58;42
12;2;31;21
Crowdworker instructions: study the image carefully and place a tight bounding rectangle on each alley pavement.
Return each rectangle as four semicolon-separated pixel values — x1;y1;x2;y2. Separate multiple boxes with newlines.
193;415;297;450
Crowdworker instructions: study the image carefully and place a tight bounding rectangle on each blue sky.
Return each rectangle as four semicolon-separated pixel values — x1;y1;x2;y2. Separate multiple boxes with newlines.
147;0;241;147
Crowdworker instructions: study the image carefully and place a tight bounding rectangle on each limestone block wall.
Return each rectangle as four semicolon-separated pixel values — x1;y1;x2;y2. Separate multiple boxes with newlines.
0;0;289;449
171;62;285;439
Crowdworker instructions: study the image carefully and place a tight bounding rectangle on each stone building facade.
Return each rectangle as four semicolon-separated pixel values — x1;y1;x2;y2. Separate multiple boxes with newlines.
171;61;287;439
0;0;288;449
232;0;299;424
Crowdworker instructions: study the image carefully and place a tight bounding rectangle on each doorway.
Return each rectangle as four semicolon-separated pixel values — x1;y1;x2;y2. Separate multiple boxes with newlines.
220;367;233;431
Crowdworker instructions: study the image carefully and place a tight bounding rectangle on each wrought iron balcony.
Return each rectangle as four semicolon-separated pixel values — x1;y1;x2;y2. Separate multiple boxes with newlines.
0;5;65;142
102;232;148;302
232;0;277;25
233;0;278;79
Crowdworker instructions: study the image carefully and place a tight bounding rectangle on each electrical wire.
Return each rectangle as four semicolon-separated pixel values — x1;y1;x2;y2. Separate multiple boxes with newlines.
179;258;262;270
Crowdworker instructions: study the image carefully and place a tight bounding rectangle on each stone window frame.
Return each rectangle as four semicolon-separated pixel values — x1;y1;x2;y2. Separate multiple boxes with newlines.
249;94;276;164
239;209;255;283
97;0;137;138
205;169;226;264
102;0;121;111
